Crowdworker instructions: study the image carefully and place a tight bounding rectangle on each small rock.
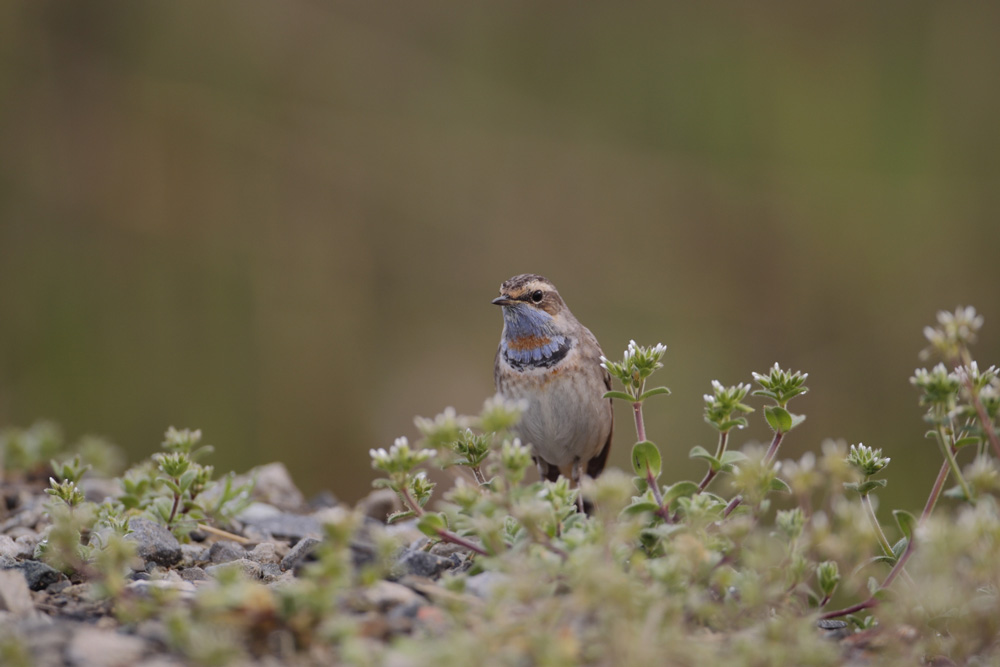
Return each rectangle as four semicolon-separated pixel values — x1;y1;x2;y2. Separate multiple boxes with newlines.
361;580;424;611
310;505;350;526
14;534;39;559
0;535;20;560
247;541;281;564
356;611;390;640
0;569;36;617
178;566;209;582
205;558;262;580
240;513;321;541
393;549;455;579
179;543;205;566
250;462;306;511
465;571;509;599
429;540;472;558
127;579;196;599
206;540;244;564
236;502;282;523
281;536;320;572
350;538;378;570
259;562;283;583
385;600;422;635
47;579;71;594
9;560;65;591
125;518;182;568
356;488;401;522
80;477;121;504
66;627;149;667
384;519;425;545
414;604;449;635
307;490;339;510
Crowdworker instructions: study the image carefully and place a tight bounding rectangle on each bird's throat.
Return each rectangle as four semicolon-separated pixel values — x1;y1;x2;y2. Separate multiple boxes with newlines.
501;334;571;369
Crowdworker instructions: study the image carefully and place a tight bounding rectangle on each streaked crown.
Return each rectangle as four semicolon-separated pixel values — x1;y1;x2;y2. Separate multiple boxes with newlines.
492;274;566;315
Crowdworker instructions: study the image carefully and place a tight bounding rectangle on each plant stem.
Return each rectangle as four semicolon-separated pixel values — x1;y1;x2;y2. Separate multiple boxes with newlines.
399;484;425;517
646;468;672;522
433;528;489;556
633;402;646;442
763;430;785;466
698;431;729;492
958;349;1000;460
167;487;180;526
722;429;787;519
401;480;489;556
819;537;915;620
861;494;894;558
964;380;1000;460
471;466;487;485
922;460;950;522
822;450;952;621
935;424;972;501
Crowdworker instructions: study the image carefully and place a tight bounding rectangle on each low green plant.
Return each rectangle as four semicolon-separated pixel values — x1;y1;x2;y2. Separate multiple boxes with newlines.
35;426;255;578
7;305;1000;666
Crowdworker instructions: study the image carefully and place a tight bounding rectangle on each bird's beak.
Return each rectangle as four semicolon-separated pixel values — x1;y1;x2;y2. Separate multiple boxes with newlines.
492;296;515;306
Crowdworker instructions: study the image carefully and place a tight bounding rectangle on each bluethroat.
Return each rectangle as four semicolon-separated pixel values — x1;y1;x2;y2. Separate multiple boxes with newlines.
492;274;614;493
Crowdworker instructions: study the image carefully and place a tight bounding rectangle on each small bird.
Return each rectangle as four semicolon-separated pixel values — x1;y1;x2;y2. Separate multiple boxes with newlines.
492;274;613;494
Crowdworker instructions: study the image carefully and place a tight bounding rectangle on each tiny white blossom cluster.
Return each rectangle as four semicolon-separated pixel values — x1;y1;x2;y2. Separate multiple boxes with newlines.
369;437;437;473
922;306;984;359
848;442;890;477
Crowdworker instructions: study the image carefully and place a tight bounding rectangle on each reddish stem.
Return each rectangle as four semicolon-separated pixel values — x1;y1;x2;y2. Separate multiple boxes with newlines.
723;430;785;518
764;430;785;466
633;402;646;442
698;432;729;493
921;460;950;523
435;529;489;556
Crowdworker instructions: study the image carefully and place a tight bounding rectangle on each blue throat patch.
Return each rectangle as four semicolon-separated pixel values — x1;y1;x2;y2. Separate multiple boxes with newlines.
500;304;572;370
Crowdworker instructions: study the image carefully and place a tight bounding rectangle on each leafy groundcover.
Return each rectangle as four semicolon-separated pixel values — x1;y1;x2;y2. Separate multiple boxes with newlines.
1;307;998;666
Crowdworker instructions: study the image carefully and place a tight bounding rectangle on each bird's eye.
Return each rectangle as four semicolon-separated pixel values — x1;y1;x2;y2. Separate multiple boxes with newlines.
531;290;544;303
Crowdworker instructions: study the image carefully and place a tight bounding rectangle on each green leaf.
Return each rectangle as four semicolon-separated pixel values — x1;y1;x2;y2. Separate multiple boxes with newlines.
752;389;779;402
179;470;198;493
417;513;447;538
891;537;908;560
943;484;970;500
764;406;793;432
715;418;749;432
719;451;749;466
387;510;416;524
632;441;662;479
603;391;636;402
663;481;699;506
689;446;721;471
638;386;671;401
632;476;649;494
769;477;791;493
954;436;981;449
788;413;806;430
855;479;888;495
893;510;917;540
622;500;662;516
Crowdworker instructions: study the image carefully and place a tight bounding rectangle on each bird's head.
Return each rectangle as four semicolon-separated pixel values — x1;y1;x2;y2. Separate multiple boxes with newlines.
492;274;577;353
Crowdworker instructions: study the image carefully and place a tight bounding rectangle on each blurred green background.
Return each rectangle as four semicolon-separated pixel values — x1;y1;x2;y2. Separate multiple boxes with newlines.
2;3;998;514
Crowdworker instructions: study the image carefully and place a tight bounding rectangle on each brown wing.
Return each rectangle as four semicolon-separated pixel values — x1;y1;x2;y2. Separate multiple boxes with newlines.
586;362;614;478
